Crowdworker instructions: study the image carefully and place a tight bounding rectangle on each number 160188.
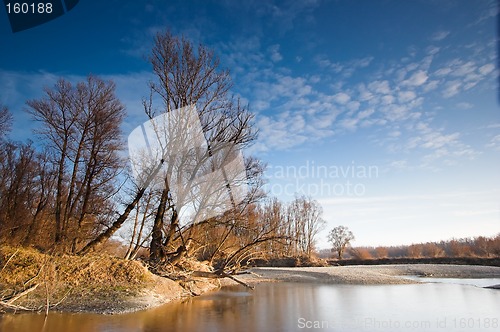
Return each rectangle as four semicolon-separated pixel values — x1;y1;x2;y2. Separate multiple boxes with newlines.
5;2;53;14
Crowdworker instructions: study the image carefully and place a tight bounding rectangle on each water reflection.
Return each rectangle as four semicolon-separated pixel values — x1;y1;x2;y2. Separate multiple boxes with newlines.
403;277;500;287
1;282;499;332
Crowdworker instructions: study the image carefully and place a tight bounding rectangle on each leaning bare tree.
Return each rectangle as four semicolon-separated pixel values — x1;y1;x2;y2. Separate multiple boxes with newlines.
140;31;257;263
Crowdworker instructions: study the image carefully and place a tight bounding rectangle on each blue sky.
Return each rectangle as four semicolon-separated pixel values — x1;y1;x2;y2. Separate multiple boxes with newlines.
1;0;499;248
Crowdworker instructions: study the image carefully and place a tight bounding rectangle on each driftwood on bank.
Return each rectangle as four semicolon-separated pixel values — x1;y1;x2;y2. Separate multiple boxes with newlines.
189;270;255;289
0;283;39;311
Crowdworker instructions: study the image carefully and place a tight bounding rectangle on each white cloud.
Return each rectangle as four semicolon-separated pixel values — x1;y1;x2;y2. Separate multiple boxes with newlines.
315;55;374;77
268;44;283;62
442;80;461;98
486;135;500;151
402;70;428;86
423;80;439;92
478;63;495;75
309;75;321;83
357;84;374;102
451;61;476;77
381;95;395;105
357;108;374;119
434;67;452;76
253;115;308;152
469;3;500;26
332;92;350;104
383;104;411;121
421;132;460;149
404;62;419;72
227;23;492;168
389;159;407;169
339;117;359;130
398;90;417;103
431;30;450;41
368;80;391;94
463;81;479;90
427;57;495;100
346;100;360;111
426;46;440;55
353;56;374;68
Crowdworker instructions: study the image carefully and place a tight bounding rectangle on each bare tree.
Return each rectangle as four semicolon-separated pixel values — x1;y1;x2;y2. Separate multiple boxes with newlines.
258;197;287;257
328;225;355;259
422;242;445;258
27;76;125;252
0;142;38;243
0;105;12;138
286;196;325;258
123;189;156;260
374;246;388;258
142;31;257;262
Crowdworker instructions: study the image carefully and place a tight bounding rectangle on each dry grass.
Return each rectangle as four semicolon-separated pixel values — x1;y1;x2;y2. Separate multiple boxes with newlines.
0;246;155;312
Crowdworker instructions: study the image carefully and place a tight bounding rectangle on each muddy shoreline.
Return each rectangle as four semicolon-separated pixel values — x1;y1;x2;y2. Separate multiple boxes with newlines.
7;264;500;315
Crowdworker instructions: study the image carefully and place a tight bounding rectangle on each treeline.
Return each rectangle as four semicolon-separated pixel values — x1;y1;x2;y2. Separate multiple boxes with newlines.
0;78;125;253
333;235;500;260
0;32;327;271
110;194;326;268
0;103;326;265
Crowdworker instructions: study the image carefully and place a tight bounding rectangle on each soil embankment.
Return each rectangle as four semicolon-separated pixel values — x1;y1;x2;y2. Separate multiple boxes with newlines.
0;246;218;314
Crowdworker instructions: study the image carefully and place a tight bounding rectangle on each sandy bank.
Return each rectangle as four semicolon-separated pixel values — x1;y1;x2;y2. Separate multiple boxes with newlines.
48;264;500;313
4;258;499;314
229;264;500;286
52;264;500;313
54;275;220;314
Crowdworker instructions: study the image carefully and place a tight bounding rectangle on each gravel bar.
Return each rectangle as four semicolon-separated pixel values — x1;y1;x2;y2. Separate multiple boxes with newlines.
238;264;500;285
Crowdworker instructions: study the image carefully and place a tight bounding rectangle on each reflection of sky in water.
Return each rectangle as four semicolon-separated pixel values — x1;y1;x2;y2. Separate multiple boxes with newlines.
403;277;500;288
2;282;500;332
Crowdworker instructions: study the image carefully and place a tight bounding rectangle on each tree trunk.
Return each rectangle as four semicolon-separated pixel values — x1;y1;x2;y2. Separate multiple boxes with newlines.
78;187;145;255
150;187;169;261
163;208;179;249
78;157;165;255
54;142;67;245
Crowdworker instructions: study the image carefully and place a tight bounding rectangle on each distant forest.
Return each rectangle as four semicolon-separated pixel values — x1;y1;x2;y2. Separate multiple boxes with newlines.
320;235;500;260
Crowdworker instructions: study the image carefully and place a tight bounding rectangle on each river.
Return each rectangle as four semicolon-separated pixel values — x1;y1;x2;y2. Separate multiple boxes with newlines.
1;279;499;332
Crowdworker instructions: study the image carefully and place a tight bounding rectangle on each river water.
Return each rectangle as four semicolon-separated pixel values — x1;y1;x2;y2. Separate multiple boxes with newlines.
1;279;500;332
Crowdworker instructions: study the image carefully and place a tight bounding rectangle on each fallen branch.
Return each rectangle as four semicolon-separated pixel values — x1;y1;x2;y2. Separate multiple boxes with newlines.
0;248;19;275
0;283;39;312
223;274;255;289
0;301;32;311
4;283;39;305
190;270;254;290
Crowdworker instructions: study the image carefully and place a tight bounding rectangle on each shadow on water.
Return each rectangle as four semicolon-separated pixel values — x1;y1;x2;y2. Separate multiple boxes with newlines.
1;281;499;332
